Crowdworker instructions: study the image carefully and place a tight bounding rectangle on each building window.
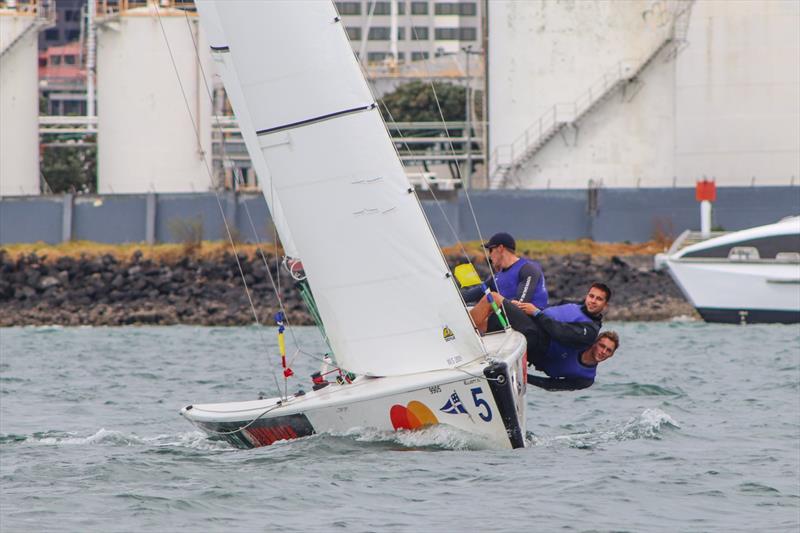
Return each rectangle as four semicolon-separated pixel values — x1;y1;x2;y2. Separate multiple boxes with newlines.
411;51;429;61
64;100;83;116
459;27;477;40
45;29;59;41
346;27;362;40
368;27;391;40
368;1;406;15
396;27;405;40
434;27;459;40
410;26;429;40
335;2;361;15
367;51;389;62
64;9;81;22
460;3;477;16
371;2;390;15
397;51;405;61
51;55;62;65
64;55;77;65
410;1;428;15
434;27;476;41
66;30;80;41
435;2;458;15
435;2;476;16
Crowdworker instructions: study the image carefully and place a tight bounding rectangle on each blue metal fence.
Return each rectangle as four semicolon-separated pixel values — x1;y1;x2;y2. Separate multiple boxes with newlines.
1;187;797;246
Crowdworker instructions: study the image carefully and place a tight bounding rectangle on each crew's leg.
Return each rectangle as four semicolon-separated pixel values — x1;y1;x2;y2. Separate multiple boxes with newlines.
469;293;498;333
485;300;549;362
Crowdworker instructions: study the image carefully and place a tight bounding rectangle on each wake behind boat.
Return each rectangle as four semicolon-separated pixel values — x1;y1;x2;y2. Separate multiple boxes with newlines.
179;1;527;449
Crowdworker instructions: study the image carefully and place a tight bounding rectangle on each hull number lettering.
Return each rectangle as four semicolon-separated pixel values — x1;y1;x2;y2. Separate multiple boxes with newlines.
471;387;492;422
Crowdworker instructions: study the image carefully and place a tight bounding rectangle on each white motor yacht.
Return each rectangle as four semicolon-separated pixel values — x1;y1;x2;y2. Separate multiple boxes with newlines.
655;217;800;324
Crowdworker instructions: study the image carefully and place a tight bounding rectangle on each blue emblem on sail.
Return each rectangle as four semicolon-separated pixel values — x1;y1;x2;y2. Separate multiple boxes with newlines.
440;392;468;415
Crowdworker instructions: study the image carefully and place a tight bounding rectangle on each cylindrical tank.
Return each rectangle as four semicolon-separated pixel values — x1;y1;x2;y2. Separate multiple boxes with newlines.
489;0;800;189
488;0;675;188
0;5;41;196
96;2;212;193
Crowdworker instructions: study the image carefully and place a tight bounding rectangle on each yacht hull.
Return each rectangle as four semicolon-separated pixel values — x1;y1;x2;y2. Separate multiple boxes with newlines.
665;260;800;324
696;307;800;324
181;331;528;449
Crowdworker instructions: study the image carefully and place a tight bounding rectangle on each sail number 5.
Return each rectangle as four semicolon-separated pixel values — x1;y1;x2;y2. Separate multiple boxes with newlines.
470;387;492;422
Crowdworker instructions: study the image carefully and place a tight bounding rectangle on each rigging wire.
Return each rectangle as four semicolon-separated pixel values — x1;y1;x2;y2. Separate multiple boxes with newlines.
352;6;474;268
407;25;497;281
153;5;284;394
376;98;472;267
358;22;505;338
174;9;331;372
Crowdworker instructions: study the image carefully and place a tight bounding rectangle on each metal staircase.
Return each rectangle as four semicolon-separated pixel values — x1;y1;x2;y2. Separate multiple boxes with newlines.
489;0;695;189
0;1;55;59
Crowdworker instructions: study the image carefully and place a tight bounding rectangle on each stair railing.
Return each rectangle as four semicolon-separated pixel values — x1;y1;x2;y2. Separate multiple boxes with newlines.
489;1;695;188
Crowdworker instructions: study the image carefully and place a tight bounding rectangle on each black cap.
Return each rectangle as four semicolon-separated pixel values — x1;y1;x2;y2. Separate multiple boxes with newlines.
483;232;516;251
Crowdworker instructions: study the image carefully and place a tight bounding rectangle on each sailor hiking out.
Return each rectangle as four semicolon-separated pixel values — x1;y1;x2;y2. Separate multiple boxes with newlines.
471;283;618;390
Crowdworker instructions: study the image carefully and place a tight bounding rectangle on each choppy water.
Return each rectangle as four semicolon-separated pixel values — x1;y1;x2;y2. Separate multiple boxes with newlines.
1;322;798;532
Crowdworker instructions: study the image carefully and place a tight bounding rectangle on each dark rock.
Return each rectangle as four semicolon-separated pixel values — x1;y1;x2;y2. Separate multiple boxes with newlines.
14;286;36;300
39;275;61;290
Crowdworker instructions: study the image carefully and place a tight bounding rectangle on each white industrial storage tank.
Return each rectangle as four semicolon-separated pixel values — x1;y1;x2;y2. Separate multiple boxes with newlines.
0;2;42;196
488;0;800;189
96;1;212;193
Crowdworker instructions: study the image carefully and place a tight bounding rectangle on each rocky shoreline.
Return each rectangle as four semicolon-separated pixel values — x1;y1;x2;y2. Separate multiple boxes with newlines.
0;249;695;327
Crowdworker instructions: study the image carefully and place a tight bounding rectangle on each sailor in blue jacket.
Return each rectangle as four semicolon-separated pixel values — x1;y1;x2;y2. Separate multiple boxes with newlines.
527;330;619;391
470;283;614;390
461;232;548;309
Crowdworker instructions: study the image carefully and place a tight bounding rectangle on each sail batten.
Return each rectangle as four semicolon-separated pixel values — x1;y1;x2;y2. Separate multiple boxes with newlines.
256;104;376;136
196;0;485;376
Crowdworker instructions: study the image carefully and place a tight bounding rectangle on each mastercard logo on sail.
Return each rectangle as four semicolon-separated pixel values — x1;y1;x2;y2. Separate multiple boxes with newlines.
389;401;439;430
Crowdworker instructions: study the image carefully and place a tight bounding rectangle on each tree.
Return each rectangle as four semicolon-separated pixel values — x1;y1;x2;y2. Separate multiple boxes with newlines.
40;139;97;194
379;81;466;123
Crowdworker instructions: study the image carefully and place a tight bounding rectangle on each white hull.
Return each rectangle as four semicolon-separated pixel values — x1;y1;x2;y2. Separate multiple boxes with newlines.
181;331;528;449
657;217;800;324
666;260;800;311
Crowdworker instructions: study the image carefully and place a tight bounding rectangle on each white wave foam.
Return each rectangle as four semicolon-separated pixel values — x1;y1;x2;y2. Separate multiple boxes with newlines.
143;431;234;451
24;325;65;332
29;428;144;446
338;425;496;451
669;315;699;323
24;428;232;451
531;408;680;448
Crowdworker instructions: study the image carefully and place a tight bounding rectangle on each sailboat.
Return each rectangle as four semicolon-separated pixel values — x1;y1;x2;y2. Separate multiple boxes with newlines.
180;1;528;449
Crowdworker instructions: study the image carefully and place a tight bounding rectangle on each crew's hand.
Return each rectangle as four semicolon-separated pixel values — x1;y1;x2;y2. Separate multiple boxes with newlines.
512;300;538;316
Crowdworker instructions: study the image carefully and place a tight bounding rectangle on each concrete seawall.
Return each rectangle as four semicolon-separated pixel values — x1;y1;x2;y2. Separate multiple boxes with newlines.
0;249;693;327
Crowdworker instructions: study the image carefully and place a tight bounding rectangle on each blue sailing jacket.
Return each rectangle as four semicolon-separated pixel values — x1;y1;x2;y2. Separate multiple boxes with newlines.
463;258;547;308
535;303;598;380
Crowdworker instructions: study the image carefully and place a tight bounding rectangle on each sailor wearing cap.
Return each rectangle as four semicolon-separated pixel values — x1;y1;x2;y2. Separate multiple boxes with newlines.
462;232;548;309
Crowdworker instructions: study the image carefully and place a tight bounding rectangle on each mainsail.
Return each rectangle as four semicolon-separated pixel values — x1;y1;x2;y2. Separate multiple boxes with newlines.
196;1;485;376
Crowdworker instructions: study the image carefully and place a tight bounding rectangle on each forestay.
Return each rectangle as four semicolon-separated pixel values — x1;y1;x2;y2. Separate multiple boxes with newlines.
195;1;485;376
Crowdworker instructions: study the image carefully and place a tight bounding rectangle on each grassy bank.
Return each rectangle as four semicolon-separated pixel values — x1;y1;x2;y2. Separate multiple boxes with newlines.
2;238;668;263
